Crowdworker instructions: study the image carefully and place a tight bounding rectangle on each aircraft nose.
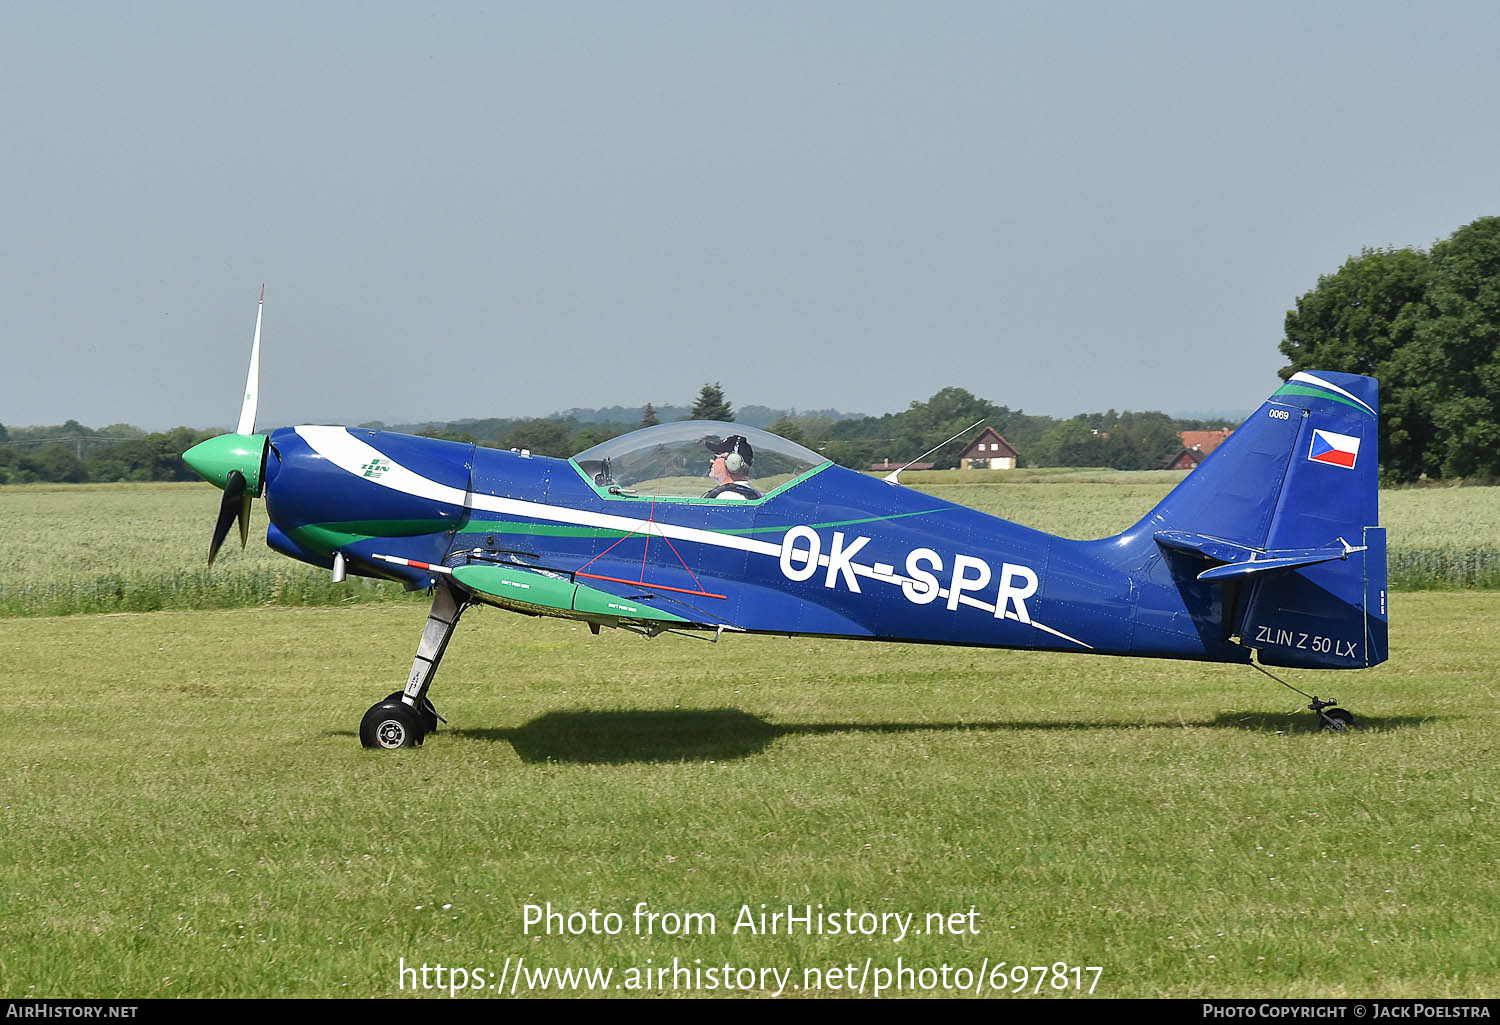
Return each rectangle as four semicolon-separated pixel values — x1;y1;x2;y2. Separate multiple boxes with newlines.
183;433;268;495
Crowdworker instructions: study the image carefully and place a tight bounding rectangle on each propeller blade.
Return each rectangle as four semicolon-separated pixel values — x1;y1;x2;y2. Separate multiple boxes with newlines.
237;490;252;550
235;285;263;435
208;470;247;566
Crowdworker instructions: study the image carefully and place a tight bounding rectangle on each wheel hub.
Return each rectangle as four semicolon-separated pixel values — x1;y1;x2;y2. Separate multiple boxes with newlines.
377;719;407;748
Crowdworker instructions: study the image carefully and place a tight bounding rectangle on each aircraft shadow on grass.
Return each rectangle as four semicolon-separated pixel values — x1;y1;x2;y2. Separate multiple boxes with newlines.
432;708;1435;764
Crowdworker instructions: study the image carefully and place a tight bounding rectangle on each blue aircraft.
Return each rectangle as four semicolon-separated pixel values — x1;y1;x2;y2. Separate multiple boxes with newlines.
184;293;1387;748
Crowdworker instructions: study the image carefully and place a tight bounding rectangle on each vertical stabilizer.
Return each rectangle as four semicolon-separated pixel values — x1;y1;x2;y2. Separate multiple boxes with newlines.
1136;371;1386;669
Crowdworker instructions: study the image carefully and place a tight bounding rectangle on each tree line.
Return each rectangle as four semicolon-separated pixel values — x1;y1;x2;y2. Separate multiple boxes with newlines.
391;382;1226;474
1;382;1228;484
0;421;217;484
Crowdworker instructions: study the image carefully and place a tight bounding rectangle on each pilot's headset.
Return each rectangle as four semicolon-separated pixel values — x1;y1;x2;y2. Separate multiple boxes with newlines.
723;437;746;474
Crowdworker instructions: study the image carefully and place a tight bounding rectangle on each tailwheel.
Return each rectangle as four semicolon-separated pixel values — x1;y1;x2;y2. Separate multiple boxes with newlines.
1317;706;1355;732
360;700;426;749
1253;664;1358;735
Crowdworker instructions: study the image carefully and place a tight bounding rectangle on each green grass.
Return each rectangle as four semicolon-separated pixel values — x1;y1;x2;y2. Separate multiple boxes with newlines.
1;593;1496;997
2;476;1499;618
0;483;415;617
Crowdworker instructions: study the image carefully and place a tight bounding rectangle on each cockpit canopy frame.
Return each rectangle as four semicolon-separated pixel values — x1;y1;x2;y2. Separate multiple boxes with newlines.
570;420;831;503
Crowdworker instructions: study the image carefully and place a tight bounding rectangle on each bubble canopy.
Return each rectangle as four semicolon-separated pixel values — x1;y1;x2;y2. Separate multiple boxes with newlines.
571;421;831;501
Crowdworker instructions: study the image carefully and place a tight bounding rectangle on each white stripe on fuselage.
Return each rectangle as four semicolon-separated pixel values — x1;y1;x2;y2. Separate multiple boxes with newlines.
294;426;1091;649
298;425;783;557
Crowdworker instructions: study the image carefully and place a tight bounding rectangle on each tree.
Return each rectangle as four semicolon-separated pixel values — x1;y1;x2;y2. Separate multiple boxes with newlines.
640;403;660;428
567;425;618;452
1410;217;1500;478
34;443;89;482
416;427;478;444
1096;411;1180;470
1281;247;1430;378
766;415;805;447
690;383;734;422
1280;245;1430;479
1033;419;1107;468
499;418;573;457
866;387;1004;469
1279;217;1500;481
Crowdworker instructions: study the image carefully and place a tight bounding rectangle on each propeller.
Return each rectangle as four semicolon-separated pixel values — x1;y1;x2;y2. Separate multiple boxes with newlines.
183;287;271;565
208;470;251;566
236;285;262;435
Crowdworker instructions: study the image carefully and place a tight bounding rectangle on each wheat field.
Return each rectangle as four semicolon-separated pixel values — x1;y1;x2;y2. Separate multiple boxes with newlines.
0;474;1496;616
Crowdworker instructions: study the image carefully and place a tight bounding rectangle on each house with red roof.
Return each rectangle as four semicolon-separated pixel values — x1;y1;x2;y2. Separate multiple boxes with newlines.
1165;427;1233;471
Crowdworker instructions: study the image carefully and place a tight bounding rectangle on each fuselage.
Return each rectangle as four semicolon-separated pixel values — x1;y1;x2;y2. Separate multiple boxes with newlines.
259;425;1246;664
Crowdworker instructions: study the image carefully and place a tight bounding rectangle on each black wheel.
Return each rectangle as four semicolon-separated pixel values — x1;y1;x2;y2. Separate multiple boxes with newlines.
385;690;440;734
1319;707;1355;732
360;700;426;749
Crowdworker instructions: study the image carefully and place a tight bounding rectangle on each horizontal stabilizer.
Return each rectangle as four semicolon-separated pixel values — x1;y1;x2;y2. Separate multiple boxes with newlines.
1196;551;1349;582
1154;530;1364;582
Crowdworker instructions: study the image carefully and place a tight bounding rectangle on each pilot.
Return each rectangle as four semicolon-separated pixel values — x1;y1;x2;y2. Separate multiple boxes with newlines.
703;435;761;500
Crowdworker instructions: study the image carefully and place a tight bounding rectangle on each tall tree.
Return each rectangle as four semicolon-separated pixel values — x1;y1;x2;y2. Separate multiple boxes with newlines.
1281;247;1430;378
1280;245;1430;479
1280;217;1500;481
1410;217;1500;478
690;382;734;422
640;403;660;427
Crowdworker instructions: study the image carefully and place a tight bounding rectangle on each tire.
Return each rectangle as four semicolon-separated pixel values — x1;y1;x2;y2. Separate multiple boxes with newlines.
360;700;426;749
1320;707;1355;732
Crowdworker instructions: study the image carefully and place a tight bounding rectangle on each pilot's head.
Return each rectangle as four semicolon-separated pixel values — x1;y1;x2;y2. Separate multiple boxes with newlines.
705;435;753;482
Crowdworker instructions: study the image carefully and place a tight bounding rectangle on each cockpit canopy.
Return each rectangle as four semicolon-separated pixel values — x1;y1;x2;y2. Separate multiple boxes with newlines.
572;421;829;501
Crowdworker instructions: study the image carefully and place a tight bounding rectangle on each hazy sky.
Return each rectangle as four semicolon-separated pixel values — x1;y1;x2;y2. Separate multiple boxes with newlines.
4;2;1497;431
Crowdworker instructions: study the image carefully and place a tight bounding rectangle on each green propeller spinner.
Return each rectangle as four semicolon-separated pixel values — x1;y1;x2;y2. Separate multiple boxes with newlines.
182;433;267;494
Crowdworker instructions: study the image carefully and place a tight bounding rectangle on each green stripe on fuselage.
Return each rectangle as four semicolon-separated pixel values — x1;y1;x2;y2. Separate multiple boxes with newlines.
286;520;462;556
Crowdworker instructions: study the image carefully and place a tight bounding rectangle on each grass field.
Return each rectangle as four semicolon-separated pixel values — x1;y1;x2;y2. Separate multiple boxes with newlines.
1;593;1496;998
0;483;408;617
2;475;1498;617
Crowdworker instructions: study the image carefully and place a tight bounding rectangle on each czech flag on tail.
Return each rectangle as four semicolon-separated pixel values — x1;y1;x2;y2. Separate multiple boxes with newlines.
1308;428;1360;469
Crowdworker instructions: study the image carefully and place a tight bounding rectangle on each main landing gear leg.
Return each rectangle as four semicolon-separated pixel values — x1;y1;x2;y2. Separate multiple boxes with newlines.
359;580;467;749
1249;661;1356;732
